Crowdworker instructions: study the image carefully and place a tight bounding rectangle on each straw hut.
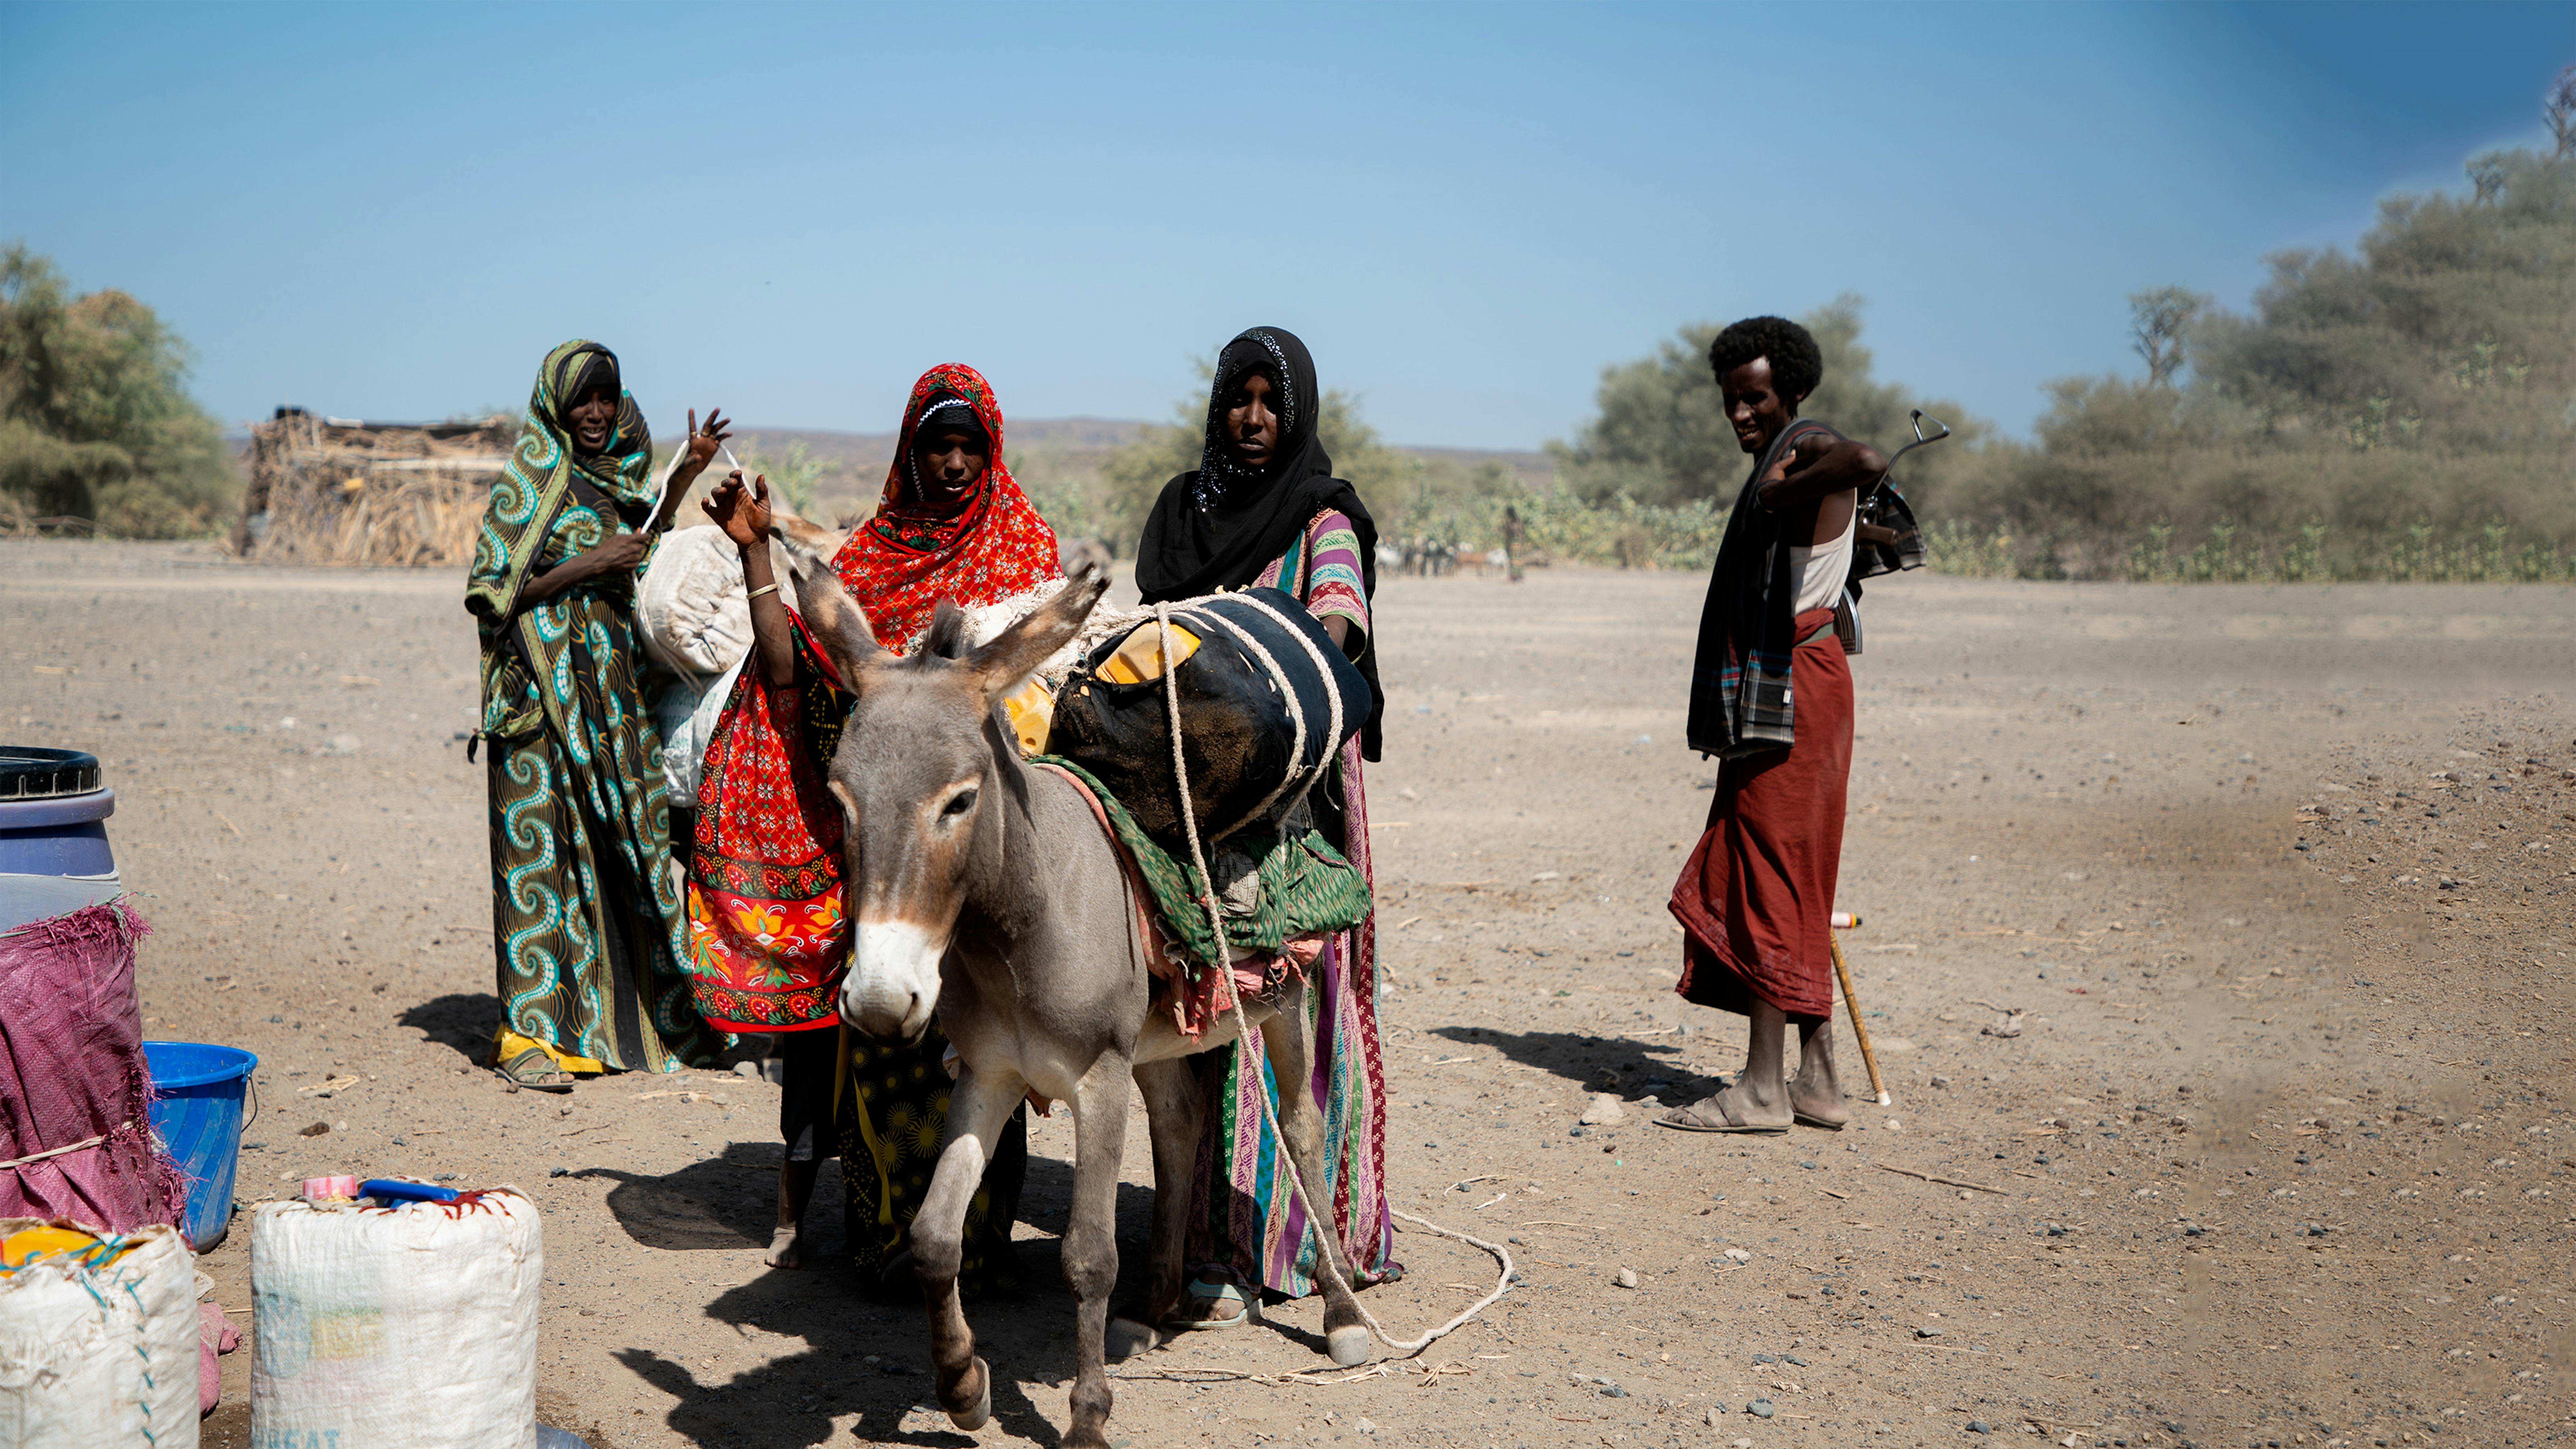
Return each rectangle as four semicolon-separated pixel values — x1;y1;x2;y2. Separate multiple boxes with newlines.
229;408;516;566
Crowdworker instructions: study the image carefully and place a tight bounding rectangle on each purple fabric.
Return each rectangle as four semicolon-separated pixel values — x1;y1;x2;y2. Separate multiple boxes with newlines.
0;899;189;1233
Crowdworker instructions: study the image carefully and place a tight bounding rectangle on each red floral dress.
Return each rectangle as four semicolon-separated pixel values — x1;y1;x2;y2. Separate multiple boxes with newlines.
683;364;1059;1032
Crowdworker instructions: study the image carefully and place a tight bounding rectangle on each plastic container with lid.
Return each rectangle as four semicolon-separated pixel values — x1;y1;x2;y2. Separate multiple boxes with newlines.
0;746;119;934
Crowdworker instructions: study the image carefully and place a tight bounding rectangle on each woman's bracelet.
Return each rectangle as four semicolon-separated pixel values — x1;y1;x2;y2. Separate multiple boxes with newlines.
746;583;779;601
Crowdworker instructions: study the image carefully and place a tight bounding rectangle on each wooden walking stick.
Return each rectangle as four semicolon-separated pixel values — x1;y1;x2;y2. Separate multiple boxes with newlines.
1827;911;1890;1107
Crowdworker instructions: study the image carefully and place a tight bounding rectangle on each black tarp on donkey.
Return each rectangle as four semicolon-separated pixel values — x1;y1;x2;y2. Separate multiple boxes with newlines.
1049;587;1371;852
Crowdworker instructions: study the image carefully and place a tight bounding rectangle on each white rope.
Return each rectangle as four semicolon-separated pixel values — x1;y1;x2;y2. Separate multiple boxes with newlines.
1214;590;1347;839
1168;601;1308;840
1152;605;1513;1358
0;1127;117;1173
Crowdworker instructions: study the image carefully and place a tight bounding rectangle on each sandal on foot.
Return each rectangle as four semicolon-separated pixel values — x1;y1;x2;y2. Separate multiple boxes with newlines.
1169;1275;1250;1330
1792;1110;1849;1131
493;1045;575;1094
1652;1087;1787;1134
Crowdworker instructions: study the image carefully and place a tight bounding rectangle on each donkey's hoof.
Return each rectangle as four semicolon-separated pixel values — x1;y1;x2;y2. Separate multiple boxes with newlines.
1105;1316;1162;1361
1325;1324;1373;1366
946;1357;993;1431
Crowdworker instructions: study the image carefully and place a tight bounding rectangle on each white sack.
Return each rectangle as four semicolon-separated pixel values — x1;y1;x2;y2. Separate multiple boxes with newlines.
656;653;747;810
0;1219;199;1449
636;524;753;678
250;1189;543;1449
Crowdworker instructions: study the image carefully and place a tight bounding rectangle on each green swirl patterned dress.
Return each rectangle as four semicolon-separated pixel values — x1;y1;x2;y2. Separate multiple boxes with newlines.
463;340;715;1075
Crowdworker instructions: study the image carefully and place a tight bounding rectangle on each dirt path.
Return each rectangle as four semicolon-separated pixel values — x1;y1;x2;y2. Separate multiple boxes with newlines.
8;541;2568;1449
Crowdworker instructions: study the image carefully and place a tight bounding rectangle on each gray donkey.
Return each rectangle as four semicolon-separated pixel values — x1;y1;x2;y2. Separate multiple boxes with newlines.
788;562;1374;1449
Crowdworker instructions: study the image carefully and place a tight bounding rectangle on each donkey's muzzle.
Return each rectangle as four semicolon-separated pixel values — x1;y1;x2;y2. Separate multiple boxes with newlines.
841;920;946;1040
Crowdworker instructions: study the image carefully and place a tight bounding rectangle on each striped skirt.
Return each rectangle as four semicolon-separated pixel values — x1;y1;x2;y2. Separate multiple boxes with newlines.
1183;740;1398;1295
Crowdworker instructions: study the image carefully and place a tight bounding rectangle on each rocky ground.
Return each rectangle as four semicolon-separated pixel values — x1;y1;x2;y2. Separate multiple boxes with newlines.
4;539;2569;1449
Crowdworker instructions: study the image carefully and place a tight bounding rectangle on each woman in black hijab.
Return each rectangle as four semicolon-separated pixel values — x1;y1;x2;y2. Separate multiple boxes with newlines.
1133;327;1400;1328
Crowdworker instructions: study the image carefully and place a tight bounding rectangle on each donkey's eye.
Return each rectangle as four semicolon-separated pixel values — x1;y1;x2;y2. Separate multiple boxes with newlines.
941;788;977;819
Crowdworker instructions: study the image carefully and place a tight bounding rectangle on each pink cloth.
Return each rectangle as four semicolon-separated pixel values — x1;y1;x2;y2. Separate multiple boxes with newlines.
198;1301;239;1416
0;900;189;1232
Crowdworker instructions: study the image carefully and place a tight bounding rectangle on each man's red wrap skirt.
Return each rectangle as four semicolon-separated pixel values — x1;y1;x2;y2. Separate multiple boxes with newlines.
1668;606;1851;1023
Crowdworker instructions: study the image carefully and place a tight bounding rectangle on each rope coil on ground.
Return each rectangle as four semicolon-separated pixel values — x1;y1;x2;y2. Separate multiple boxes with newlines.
1153;604;1514;1358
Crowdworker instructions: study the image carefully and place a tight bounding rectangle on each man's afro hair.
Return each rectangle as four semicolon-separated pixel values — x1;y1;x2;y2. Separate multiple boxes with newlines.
1708;316;1823;404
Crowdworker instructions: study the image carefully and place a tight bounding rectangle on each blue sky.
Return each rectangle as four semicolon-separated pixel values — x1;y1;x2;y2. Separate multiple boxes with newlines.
3;2;2566;449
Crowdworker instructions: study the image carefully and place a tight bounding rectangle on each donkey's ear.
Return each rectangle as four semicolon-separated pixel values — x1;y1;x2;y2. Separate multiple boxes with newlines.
790;563;885;686
969;566;1110;702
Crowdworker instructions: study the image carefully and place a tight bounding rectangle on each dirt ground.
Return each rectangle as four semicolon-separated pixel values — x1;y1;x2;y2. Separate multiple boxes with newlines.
5;539;2571;1449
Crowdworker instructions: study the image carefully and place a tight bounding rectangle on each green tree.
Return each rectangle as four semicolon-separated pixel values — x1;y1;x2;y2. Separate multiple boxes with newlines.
0;245;236;536
1547;295;1984;511
2128;285;2208;387
1941;139;2575;579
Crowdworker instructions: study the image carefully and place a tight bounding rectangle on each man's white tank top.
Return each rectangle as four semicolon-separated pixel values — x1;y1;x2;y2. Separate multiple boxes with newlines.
1787;508;1856;616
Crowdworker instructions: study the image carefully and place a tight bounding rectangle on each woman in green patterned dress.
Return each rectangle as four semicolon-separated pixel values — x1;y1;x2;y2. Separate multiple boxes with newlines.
465;339;731;1088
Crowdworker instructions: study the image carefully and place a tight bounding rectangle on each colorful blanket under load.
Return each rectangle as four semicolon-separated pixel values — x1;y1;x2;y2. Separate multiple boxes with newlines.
685;620;851;1032
1031;756;1364;1038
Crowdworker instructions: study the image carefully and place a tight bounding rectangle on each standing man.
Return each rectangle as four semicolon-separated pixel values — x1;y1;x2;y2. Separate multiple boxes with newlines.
1657;315;1917;1134
1500;505;1527;583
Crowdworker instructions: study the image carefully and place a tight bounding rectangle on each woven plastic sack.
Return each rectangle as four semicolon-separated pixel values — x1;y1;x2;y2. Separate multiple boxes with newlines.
0;900;190;1236
653;655;747;810
0;1218;198;1449
250;1189;542;1449
636;524;753;678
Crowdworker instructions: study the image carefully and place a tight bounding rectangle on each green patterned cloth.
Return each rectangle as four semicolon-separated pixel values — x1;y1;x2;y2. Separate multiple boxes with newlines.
1031;756;1371;971
465;340;714;1074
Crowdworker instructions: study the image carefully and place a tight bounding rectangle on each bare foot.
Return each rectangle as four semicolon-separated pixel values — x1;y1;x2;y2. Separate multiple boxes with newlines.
1657;1081;1790;1132
764;1223;805;1269
1788;1072;1851;1129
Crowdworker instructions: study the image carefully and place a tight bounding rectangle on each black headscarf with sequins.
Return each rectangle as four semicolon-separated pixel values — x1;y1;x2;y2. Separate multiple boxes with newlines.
1135;326;1381;758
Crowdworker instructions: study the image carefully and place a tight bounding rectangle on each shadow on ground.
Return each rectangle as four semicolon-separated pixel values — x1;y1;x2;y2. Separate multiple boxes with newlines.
399;991;500;1065
1426;1023;1693;1094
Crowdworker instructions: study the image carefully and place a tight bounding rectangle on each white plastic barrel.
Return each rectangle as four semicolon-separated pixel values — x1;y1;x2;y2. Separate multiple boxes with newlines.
0;1218;199;1449
250;1188;542;1449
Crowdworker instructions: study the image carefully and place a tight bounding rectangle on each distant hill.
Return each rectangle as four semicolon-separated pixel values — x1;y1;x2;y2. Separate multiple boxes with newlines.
692;419;1554;525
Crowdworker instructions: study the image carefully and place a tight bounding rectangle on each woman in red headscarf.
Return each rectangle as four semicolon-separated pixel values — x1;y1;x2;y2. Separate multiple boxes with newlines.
691;364;1059;1283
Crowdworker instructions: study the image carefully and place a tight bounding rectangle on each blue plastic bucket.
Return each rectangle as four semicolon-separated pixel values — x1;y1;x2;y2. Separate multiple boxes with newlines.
142;1041;258;1252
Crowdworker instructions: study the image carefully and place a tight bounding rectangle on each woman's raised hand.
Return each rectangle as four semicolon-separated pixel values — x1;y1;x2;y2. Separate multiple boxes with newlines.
683;407;734;473
702;470;774;550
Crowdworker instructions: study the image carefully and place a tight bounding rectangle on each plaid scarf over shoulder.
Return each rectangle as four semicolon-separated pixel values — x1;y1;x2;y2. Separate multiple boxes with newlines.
1685;418;1923;759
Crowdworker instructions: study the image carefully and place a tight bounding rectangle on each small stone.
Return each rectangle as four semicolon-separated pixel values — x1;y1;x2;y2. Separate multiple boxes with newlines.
1614;1267;1637;1289
734;1060;761;1079
710;1094;730;1107
322;733;361;757
1752;1353;1777;1364
299;1121;330;1137
1966;1420;1991;1434
1930;1075;1952;1088
1356;1418;1377;1435
1705;1404;1728;1425
1578;1094;1628;1126
1723;1247;1752;1263
1747;1398;1774;1419
1600;1384;1628;1398
548;1166;569;1178
1783;1353;1808;1367
1915;1326;1942;1338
